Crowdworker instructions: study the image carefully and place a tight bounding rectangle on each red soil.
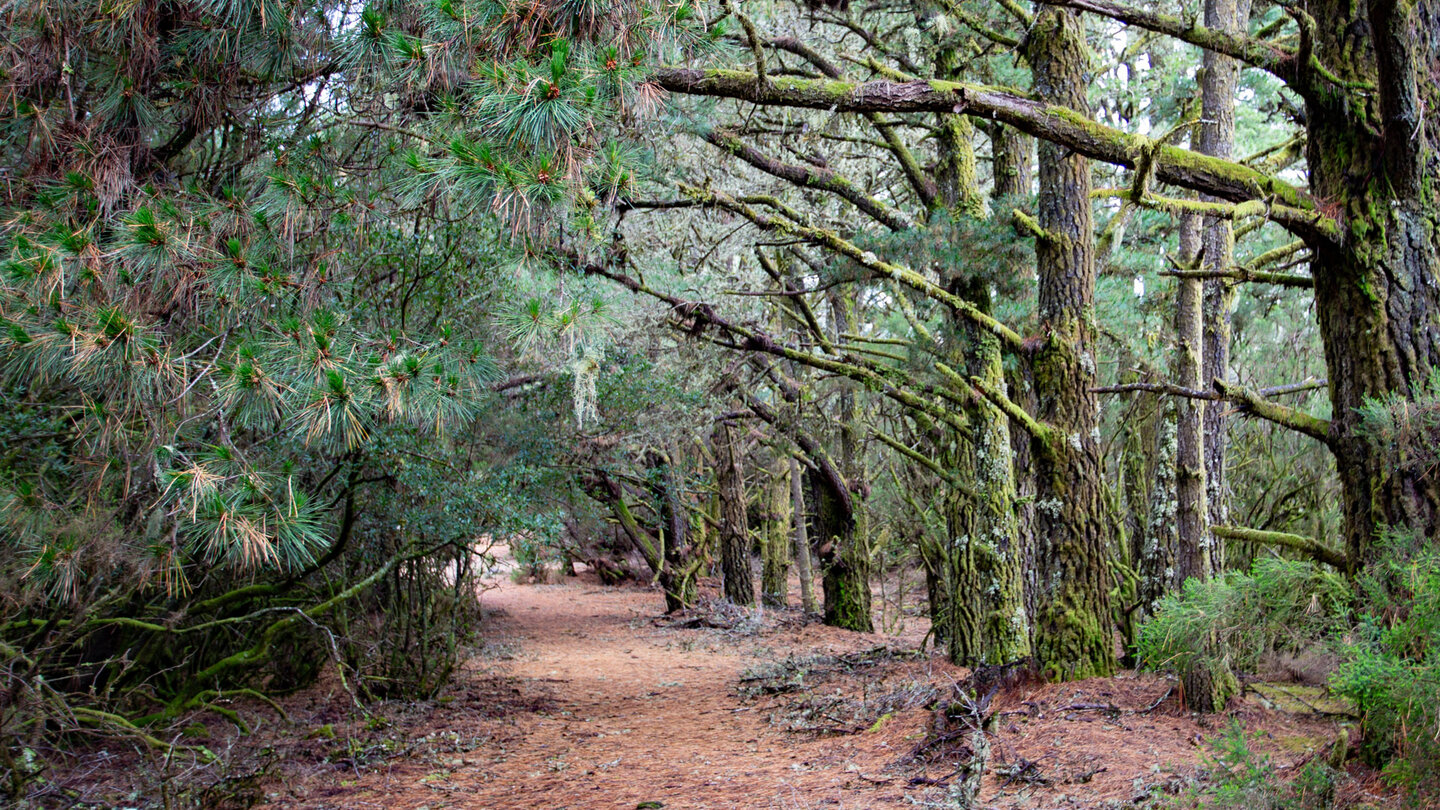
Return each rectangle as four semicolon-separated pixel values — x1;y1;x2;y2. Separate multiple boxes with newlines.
249;554;1361;810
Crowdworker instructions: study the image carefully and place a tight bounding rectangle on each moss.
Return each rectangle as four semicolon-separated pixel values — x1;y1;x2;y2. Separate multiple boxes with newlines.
308;723;337;740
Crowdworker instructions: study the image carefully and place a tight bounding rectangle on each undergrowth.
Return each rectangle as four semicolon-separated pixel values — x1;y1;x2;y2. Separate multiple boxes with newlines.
1136;558;1350;683
1174;720;1340;810
1139;533;1440;804
1329;530;1440;799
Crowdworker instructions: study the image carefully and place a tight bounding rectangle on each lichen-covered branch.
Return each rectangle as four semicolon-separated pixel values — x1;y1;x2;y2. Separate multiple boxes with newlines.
1210;525;1348;569
651;68;1337;243
680;185;1027;352
1213;379;1332;445
704;129;913;231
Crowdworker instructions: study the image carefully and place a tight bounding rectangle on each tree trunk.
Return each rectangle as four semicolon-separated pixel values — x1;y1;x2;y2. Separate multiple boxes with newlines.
950;278;1031;666
1174;211;1210;584
919;532;949;649
714;423;754;606
1199;0;1252;576
1305;0;1440;566
991;124;1039;650
1025;7;1115;680
791;456;817;614
761;453;791;607
651;448;698;613
812;293;873;632
1138;392;1178;616
935;89;1029;666
807;463;872;632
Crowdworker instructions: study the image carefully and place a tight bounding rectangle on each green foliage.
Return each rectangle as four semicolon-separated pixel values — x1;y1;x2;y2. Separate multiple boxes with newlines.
1181;720;1340;810
1330;530;1440;796
1137;559;1350;681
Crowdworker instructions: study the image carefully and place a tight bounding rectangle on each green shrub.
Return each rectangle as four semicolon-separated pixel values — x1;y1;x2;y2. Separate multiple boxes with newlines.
1183;720;1339;810
1329;530;1440;798
1137;558;1350;682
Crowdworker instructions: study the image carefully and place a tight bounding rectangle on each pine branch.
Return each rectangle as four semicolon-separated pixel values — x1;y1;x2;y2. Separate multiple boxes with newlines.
1092;377;1330;443
1041;0;1296;81
585;262;968;433
969;373;1056;448
1213;379;1331;444
767;37;937;209
681;185;1027;353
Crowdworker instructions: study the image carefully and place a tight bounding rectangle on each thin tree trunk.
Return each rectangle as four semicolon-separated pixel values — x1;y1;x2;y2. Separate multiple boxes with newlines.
790;456;816;614
949;276;1031;666
808;463;870;631
936;84;1029;666
1174;210;1210;584
653;447;698;613
761;453;791;607
714;422;754;606
990;124;1034;199
814;292;873;632
1199;0;1253;575
991;123;1039;651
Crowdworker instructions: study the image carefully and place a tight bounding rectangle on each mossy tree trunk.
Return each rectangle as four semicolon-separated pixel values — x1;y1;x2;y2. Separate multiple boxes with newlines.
935;77;1029;666
1177;0;1248;711
1024;7;1115;680
1139;202;1214;629
1198;0;1251;578
810;292;873;633
808;462;872;632
761;452;791;607
714;422;754;606
650;447;699;613
1306;0;1440;567
988;123;1033;200
1174;211;1208;587
990;124;1040;646
947;276;1031;666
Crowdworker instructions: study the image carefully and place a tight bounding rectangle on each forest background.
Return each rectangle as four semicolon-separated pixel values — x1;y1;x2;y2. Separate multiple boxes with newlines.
1;0;1438;805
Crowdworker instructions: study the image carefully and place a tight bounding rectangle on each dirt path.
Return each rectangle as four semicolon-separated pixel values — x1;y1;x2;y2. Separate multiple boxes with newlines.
275;560;933;809
263;556;1349;810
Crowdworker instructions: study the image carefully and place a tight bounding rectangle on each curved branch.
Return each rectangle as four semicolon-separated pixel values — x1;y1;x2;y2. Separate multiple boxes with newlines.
682;186;1027;352
704;129;913;230
1042;0;1296;81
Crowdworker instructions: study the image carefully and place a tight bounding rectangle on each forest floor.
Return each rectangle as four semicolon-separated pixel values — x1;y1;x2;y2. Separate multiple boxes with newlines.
48;547;1385;809
235;547;1376;810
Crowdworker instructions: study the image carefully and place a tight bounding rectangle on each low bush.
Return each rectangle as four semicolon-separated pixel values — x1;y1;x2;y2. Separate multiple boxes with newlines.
1136;558;1350;686
1329;530;1440;798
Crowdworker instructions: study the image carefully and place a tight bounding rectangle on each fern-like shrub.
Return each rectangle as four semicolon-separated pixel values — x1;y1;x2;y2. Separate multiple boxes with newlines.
1329;530;1440;797
1136;558;1350;683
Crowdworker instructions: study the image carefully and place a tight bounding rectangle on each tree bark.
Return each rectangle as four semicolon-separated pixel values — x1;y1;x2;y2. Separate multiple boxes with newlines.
813;292;874;632
1198;0;1252;577
651;447;698;613
990;124;1034;199
807;462;871;631
714;423;755;606
1305;0;1440;566
992;123;1040;647
761;453;792;607
1025;7;1115;680
791;456;817;614
1174;211;1210;585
